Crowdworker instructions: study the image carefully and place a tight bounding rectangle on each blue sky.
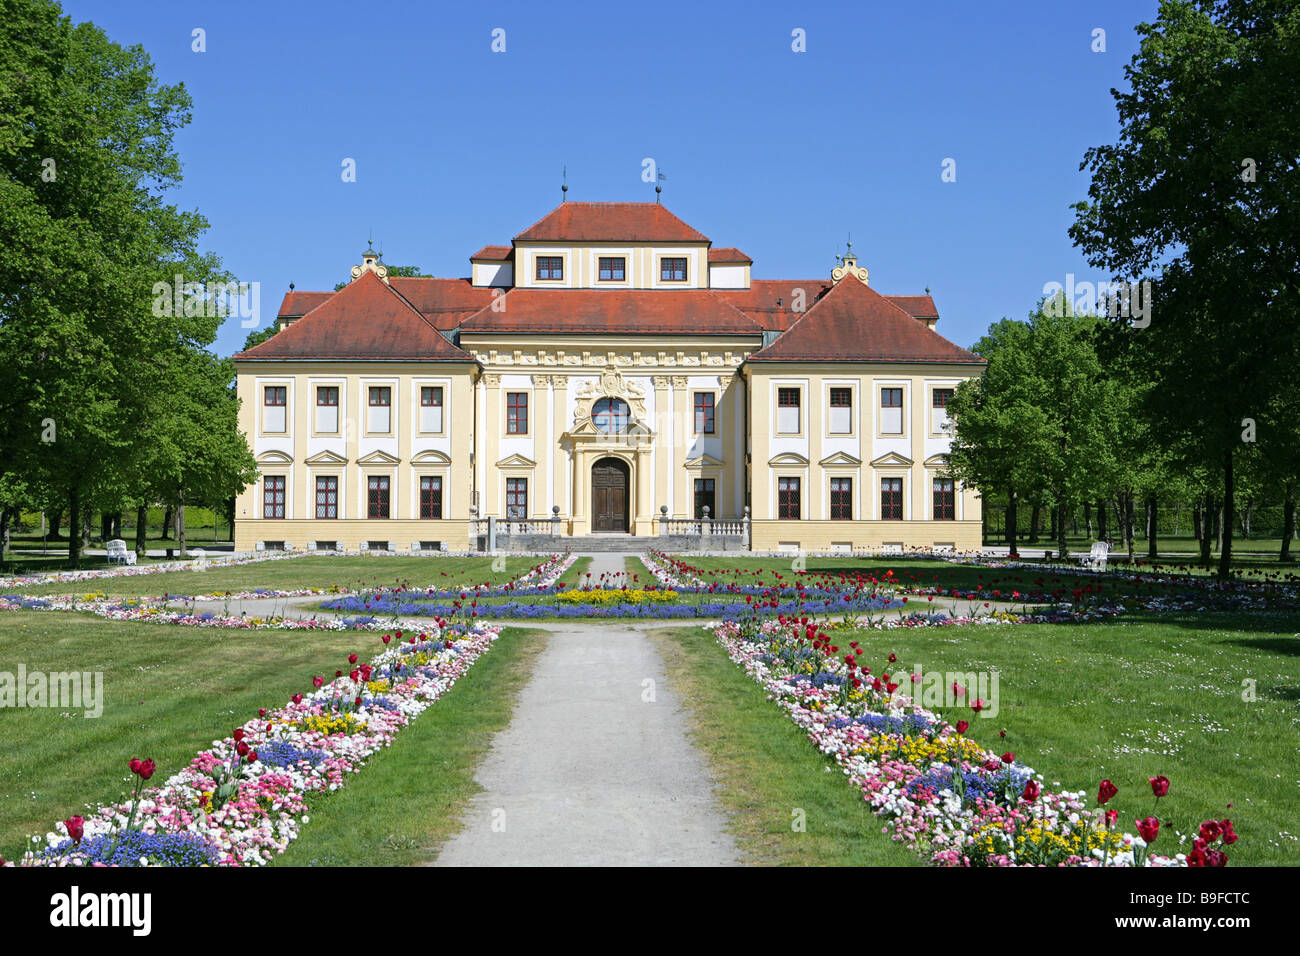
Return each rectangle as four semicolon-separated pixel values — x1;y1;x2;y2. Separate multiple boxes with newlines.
63;0;1158;357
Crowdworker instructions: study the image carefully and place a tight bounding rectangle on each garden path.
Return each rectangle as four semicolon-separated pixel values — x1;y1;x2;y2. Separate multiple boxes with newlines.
430;621;741;866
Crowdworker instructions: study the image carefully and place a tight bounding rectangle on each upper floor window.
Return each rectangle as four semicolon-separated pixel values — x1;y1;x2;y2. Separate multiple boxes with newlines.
506;392;528;434
420;475;443;519
315;386;339;433
881;477;903;520
536;256;563;281
660;257;687;282
830;477;852;520
263;386;287;433
777;387;800;434
829;387;852;434
367;386;391;433
598;257;626;281
367;475;390;519
592;397;630;434
933;477;956;520
262;475;286;519
778;476;801;520
694;392;715;434
881;387;903;434
421;386;444;433
932;387;955;433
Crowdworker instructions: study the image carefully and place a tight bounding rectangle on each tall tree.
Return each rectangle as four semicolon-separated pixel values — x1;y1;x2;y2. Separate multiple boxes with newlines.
1070;0;1300;577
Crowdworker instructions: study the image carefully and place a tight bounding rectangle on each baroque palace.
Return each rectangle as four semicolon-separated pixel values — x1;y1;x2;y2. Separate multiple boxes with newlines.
233;201;985;552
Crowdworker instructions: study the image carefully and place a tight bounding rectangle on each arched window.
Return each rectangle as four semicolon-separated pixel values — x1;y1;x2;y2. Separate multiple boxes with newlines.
592;397;631;434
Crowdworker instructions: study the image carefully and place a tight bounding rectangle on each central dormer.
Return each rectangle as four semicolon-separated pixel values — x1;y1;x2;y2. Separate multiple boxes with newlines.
472;201;750;290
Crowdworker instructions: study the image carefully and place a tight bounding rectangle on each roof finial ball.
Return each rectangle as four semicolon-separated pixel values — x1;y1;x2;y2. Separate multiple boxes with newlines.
561;165;568;202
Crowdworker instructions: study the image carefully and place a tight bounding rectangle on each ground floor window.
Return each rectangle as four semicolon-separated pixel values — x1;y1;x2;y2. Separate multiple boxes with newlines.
420;475;443;519
368;476;390;519
506;477;527;518
263;475;285;519
881;477;903;520
933;477;955;520
694;478;715;518
315;476;338;519
830;477;852;520
778;477;801;519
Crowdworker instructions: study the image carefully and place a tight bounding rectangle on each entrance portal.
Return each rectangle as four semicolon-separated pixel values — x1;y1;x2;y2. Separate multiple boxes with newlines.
591;457;630;533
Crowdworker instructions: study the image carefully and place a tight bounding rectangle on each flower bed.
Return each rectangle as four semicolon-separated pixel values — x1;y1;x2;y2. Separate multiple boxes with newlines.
0;550;312;591
708;616;1238;867
8;623;499;867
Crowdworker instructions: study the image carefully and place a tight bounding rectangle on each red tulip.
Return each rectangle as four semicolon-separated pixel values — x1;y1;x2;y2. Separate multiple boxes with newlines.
1136;817;1160;843
354;696;362;707
233;729;245;742
1220;820;1238;845
258;708;267;718
1097;779;1118;805
312;676;323;688
64;815;84;844
348;654;358;665
291;694;303;705
1199;820;1221;842
1021;781;1040;802
1104;809;1118;826
248;751;258;764
1149;775;1170;798
382;635;392;644
129;758;142;775
139;759;155;780
955;720;969;734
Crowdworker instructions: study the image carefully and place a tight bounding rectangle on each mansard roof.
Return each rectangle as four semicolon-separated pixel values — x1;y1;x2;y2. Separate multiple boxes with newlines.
514;202;710;243
746;276;982;365
236;270;472;362
458;288;760;335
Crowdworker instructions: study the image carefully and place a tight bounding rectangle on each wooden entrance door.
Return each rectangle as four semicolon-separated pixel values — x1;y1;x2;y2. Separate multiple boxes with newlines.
591;458;629;532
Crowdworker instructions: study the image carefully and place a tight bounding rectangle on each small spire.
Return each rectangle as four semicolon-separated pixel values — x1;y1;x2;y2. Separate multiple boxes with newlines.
561;165;568;202
655;169;666;203
288;281;295;291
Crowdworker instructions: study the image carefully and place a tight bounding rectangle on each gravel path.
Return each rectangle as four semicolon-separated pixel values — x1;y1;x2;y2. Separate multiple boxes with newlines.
430;622;741;867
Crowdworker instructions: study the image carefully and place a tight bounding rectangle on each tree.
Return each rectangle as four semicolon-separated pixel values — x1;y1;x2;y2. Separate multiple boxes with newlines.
1069;0;1300;577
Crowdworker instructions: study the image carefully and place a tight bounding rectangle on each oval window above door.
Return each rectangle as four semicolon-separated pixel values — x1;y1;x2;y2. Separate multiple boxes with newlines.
592;397;631;434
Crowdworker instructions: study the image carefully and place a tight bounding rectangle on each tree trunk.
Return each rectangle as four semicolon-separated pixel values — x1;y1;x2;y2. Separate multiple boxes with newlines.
1123;492;1135;562
49;508;62;540
176;491;187;557
68;486;82;563
161;506;172;540
1083;501;1092;538
0;506;11;565
225;496;236;542
1146;494;1158;560
1096;498;1107;541
134;504;148;558
1006;489;1019;557
1213;502;1222;553
1056;501;1069;560
1028;502;1041;543
1200;493;1214;566
1218;445;1234;580
1239;499;1252;538
100;513;112;541
1192;502;1202;544
1282;484;1296;562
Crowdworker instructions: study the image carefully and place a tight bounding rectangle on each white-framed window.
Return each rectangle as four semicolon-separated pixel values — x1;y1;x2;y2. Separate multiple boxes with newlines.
932;387;955;433
368;385;392;433
263;385;287;433
881;387;904;434
420;385;444;433
829;386;852;434
777;387;800;434
315;386;339;434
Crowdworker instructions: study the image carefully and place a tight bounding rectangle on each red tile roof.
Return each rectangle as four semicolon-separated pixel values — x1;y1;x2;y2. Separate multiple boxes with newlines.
746;278;982;365
470;245;512;261
514;202;709;242
236;271;472;362
387;277;499;330
277;290;334;319
709;247;752;264
714;280;833;331
459;288;760;335
883;293;938;318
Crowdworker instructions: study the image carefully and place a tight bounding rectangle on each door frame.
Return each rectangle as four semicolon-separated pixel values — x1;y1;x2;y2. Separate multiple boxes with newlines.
591;456;630;533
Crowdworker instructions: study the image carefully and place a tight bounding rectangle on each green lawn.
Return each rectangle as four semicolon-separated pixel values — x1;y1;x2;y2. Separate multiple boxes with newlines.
0;609;406;860
8;555;548;599
667;609;1300;866
275;627;545;866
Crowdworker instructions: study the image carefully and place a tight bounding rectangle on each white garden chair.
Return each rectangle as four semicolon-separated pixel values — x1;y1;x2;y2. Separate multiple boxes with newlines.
1079;540;1109;571
105;539;136;565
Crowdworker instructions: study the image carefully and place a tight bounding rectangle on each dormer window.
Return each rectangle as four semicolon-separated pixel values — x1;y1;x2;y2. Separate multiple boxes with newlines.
660;257;687;282
536;256;563;281
598;257;626;281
